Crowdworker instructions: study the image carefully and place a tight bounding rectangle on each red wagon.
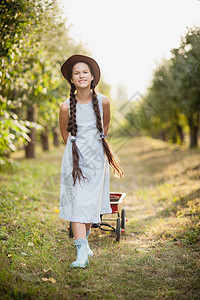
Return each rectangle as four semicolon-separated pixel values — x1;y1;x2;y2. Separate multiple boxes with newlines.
68;192;127;242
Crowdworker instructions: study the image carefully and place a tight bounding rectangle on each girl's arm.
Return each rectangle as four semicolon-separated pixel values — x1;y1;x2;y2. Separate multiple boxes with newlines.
59;101;69;145
102;95;111;136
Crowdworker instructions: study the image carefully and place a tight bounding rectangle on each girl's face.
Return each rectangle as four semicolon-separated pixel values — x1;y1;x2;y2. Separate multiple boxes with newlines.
71;62;94;89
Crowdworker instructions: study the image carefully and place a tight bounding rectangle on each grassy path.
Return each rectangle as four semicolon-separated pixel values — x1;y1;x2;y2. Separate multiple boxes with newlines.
0;137;200;299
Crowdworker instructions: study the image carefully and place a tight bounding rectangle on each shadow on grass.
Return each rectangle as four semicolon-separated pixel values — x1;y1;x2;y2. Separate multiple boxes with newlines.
158;188;200;217
131;141;198;177
135;146;171;156
128;188;200;242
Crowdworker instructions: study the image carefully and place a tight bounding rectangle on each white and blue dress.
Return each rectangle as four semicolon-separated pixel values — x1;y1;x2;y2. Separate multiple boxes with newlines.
59;93;112;223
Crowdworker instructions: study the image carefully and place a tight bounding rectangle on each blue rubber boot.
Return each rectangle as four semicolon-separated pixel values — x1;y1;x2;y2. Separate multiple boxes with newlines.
71;239;89;268
86;229;93;257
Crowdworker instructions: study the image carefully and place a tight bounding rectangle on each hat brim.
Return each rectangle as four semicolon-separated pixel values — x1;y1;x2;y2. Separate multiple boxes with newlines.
61;54;101;87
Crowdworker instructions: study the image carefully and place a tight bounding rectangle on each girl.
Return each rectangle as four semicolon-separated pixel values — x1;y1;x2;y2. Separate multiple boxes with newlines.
59;54;123;268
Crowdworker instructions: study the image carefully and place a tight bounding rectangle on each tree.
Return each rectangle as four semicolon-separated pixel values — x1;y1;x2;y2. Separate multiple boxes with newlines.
170;27;200;147
0;0;46;162
0;0;88;163
128;27;200;148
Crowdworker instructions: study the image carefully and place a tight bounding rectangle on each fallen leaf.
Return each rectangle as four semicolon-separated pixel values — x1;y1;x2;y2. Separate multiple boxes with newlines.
43;268;52;276
7;254;12;258
49;278;56;284
64;285;69;289
41;277;49;282
54;207;59;213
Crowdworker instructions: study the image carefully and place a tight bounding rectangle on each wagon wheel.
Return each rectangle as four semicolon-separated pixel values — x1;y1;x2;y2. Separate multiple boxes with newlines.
116;217;121;242
69;222;73;238
121;209;126;230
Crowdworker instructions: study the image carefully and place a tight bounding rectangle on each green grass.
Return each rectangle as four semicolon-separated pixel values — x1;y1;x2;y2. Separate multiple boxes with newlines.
0;137;200;299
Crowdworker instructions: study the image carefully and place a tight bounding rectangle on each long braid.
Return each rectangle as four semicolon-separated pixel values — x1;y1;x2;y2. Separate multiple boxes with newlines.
91;82;124;177
67;83;87;185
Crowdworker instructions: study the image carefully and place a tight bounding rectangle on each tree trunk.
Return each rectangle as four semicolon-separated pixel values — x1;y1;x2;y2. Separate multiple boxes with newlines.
41;126;49;151
172;131;177;144
53;126;60;147
158;130;166;141
176;124;184;145
188;115;198;148
25;105;36;158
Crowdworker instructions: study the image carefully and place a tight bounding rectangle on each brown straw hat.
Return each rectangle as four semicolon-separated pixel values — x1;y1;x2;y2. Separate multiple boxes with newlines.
61;54;101;86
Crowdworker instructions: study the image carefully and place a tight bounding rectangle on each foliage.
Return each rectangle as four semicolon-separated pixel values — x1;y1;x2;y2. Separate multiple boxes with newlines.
1;0;45;163
126;27;200;148
0;97;43;163
0;0;90;164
